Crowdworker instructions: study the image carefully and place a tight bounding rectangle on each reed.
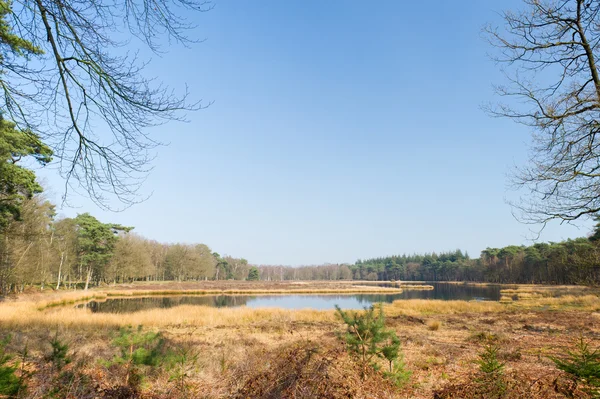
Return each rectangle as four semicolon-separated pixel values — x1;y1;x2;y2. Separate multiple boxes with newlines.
0;302;338;330
500;285;597;303
400;285;434;290
427;320;441;331
383;299;505;316
383;294;600;316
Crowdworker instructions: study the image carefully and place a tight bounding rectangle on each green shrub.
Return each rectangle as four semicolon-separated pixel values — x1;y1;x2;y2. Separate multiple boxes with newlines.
46;332;70;371
109;326;165;387
0;336;24;398
550;337;600;397
335;304;410;386
476;344;505;375
474;344;506;397
247;266;260;281
383;357;411;387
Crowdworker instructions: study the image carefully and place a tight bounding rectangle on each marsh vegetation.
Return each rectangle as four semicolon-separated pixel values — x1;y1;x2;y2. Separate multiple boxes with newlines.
0;282;598;398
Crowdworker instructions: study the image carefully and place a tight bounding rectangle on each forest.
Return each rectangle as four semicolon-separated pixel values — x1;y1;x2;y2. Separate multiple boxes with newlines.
0;197;252;295
258;237;600;285
2;187;600;295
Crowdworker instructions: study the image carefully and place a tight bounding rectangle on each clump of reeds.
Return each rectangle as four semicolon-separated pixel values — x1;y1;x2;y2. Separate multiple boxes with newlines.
427;320;441;331
0;302;338;330
383;299;505;316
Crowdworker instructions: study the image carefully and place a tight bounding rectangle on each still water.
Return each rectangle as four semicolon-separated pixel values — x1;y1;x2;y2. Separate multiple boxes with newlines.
79;282;503;313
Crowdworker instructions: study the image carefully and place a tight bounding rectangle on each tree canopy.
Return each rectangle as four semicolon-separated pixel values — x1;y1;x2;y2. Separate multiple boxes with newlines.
0;117;52;229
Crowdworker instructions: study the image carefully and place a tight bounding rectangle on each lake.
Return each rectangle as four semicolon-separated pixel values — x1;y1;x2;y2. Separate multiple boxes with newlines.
78;282;503;313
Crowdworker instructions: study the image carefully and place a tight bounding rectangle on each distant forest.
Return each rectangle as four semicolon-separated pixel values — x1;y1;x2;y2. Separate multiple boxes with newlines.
2;193;600;295
260;238;600;284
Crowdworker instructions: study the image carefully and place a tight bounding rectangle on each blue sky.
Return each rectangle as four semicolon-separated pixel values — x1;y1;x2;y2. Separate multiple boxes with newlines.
37;0;593;265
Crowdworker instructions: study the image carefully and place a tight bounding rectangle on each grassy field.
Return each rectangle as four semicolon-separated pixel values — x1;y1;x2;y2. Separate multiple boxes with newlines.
0;281;598;398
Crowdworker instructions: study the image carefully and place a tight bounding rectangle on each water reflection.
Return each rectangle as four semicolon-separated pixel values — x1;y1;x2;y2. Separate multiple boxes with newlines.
80;295;252;313
399;282;502;301
78;282;503;314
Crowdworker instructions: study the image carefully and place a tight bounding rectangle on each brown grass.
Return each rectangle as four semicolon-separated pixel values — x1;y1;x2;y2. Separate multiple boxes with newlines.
1;283;599;399
383;299;506;316
0;301;337;329
230;339;399;399
500;284;597;300
427;320;441;331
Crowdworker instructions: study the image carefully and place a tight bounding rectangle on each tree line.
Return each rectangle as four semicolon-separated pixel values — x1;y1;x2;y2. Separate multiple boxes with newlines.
0;196;257;295
3;187;600;293
352;240;600;284
255;237;600;285
3;194;600;294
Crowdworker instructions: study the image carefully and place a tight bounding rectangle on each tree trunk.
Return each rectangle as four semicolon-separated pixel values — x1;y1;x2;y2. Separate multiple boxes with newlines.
56;252;65;290
84;267;92;290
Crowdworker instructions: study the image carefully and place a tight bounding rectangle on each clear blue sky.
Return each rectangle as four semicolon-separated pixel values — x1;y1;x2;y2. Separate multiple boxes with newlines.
36;0;593;265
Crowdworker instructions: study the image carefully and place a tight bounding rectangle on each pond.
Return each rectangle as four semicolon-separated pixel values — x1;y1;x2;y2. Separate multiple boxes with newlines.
78;282;503;313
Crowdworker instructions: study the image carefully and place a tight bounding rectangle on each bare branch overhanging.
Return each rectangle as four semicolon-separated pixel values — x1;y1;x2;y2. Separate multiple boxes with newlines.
486;0;600;224
0;0;212;209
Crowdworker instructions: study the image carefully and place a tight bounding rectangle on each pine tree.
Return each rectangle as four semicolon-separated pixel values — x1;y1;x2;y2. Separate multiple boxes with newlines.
247;267;260;281
335;304;410;385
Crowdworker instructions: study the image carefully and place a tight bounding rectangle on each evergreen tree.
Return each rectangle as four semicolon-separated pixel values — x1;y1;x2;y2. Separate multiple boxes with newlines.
247;267;259;281
0;118;52;230
74;213;131;289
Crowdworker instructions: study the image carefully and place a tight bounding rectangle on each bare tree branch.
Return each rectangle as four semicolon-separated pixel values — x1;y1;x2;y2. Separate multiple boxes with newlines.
486;0;600;224
0;0;212;209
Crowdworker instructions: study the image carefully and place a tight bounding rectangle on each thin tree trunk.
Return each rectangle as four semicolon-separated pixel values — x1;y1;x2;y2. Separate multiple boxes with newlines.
56;252;65;290
84;267;92;290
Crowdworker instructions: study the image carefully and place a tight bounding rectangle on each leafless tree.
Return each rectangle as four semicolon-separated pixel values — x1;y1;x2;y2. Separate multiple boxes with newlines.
1;0;212;208
486;0;600;225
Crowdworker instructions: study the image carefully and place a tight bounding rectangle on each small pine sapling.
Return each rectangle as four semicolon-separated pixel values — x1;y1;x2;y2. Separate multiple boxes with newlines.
475;344;506;396
0;336;22;398
46;332;71;371
110;326;165;387
476;344;504;375
335;304;410;386
550;337;600;397
168;343;200;396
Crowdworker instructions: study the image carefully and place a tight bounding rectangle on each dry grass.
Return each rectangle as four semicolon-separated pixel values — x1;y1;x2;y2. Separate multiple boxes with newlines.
383;299;506;316
401;284;434;289
230;339;399;399
500;284;597;300
512;294;600;310
427;319;441;331
0;301;337;329
1;283;600;399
